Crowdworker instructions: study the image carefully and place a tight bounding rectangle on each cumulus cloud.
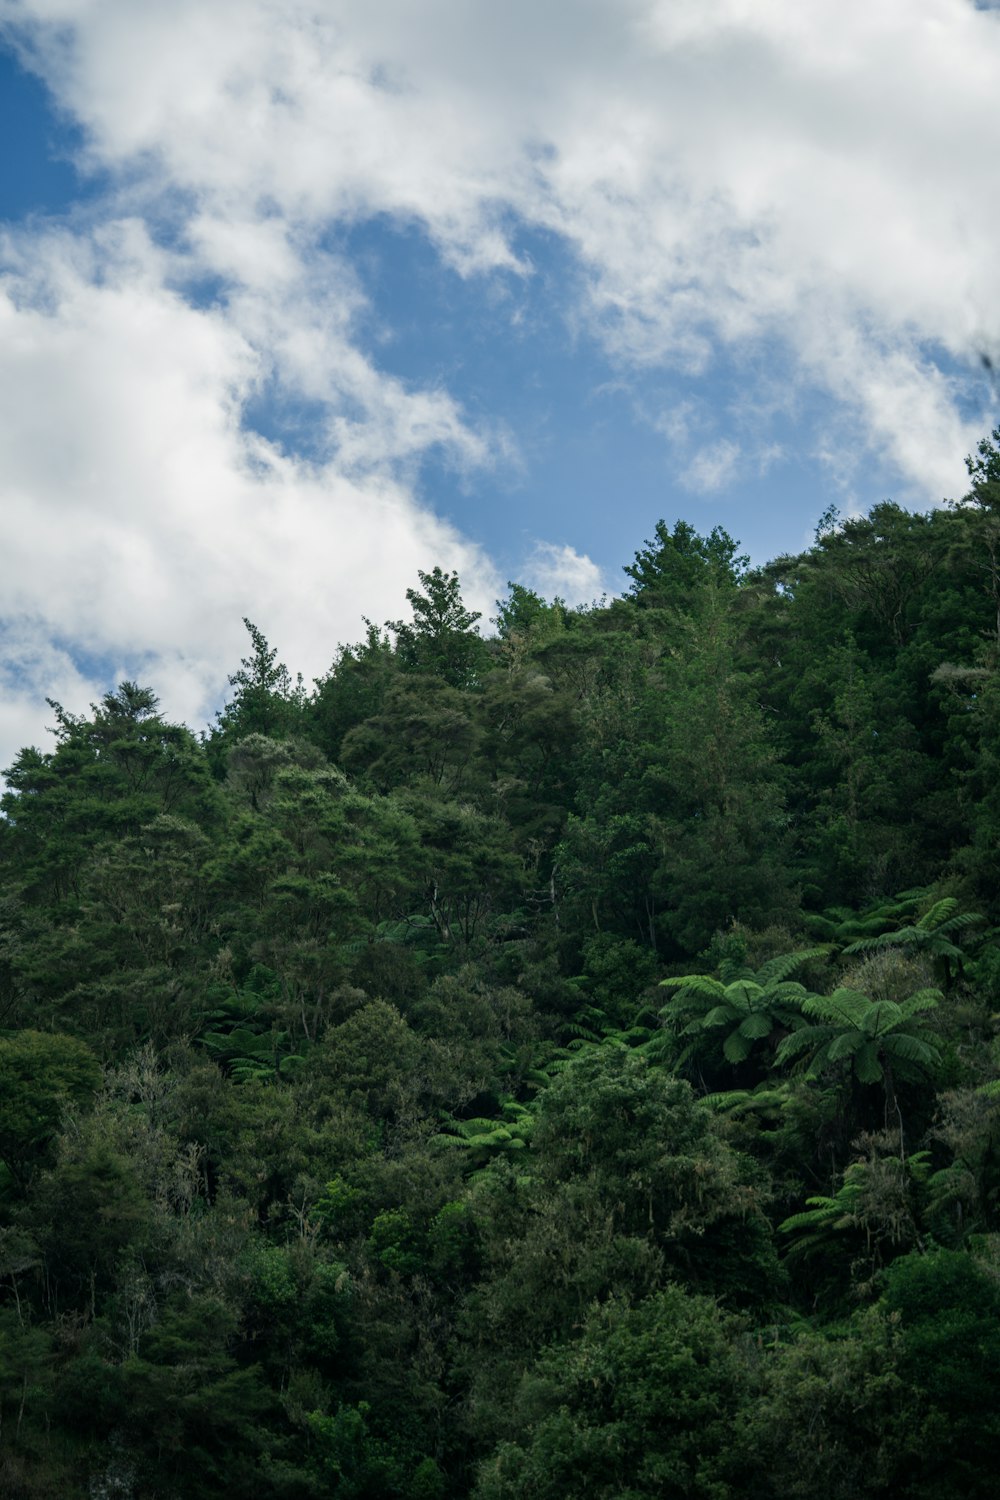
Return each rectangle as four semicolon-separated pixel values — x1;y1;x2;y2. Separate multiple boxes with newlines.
0;218;499;763
524;542;606;605
1;0;999;761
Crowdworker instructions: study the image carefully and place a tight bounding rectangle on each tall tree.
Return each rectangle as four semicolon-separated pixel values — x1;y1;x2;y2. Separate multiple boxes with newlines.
391;568;489;688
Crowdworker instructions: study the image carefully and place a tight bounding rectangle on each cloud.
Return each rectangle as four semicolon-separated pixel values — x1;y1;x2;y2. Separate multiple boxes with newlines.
0;218;499;764
2;0;1000;761
524;542;606;604
680;439;741;494
0;622;102;775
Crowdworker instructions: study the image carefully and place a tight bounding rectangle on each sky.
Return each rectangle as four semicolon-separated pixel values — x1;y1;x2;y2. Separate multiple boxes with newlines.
1;0;999;767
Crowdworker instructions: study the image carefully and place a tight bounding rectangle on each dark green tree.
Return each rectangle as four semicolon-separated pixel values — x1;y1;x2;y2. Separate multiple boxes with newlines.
391;567;489;687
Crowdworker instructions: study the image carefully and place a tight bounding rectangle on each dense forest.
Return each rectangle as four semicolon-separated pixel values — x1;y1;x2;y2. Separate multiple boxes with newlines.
5;435;1000;1498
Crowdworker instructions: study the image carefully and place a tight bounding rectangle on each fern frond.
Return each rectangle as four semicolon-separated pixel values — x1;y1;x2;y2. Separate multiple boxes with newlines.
722;1030;755;1064
756;947;830;985
827;1031;864;1062
718;960;755;984
766;981;811;1005
801;989;869;1025
852;1043;883;1085
735;1012;773;1042
701;1005;738;1029
779;1197;839;1233
775;1026;833;1064
898;988;943;1018
723;981;763;1014
659;975;726;1003
701;1090;754;1110
801;914;839;940
916;897;959;932
861;1000;903;1038
884;1033;939;1066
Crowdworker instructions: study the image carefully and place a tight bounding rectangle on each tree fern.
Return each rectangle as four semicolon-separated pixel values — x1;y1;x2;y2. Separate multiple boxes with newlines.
842;896;983;986
658;949;826;1075
775;984;942;1104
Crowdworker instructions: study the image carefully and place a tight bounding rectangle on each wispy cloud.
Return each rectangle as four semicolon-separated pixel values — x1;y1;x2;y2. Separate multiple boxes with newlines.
680;439;741;494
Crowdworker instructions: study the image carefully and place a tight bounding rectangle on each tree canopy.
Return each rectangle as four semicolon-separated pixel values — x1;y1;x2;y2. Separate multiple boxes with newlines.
4;479;1000;1495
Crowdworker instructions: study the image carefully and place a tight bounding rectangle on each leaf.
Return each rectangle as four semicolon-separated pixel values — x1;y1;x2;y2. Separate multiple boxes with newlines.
702;1005;737;1030
775;1026;831;1065
724;980;763;1014
827;1031;863;1062
801;989;869;1026
853;1043;884;1085
722;1030;754;1064
737;1012;774;1040
884;1032;939;1066
779;1197;839;1233
898;988;943;1019
915;897;959;932
756;947;830;986
861;1000;902;1038
658;976;726;1004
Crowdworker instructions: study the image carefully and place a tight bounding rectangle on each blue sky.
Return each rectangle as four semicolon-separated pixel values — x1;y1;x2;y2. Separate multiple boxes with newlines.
1;0;998;761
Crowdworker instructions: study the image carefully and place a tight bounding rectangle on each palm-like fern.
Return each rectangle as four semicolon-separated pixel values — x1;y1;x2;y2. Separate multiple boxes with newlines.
659;949;828;1068
842;897;982;986
779;1150;931;1263
774;986;942;1092
430;1101;533;1173
801;890;927;947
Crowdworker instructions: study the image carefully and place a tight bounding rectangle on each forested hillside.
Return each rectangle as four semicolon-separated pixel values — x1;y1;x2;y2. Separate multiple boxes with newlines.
6;440;1000;1497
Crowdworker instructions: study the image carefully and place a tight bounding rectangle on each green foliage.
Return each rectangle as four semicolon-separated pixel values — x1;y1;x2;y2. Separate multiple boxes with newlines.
743;1308;908;1499
879;1250;1000;1498
0;1030;101;1186
390;566;488;688
780;1143;932;1278
214;617;305;746
474;1287;753;1500
842;896;983;986
7;480;1000;1496
775;984;942;1100
623;518;748;604
659;948;826;1072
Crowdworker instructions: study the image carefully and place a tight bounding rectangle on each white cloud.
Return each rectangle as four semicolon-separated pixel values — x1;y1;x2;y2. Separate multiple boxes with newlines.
524;542;606;605
0;622;103;772
681;439;742;494
2;0;1000;760
0;220;499;763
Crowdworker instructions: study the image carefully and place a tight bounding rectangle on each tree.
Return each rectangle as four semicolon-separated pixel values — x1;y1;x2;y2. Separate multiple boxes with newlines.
880;1250;1000;1499
842;896;982;989
775;984;942;1125
310;620;400;763
0;1031;101;1187
744;1307;907;1499
493;583;560;643
467;1048;779;1380
659;948;827;1075
390;568;489;687
623;519;748;608
474;1288;753;1500
645;595;795;952
2;685;218;907
214;618;305;745
341;678;483;796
